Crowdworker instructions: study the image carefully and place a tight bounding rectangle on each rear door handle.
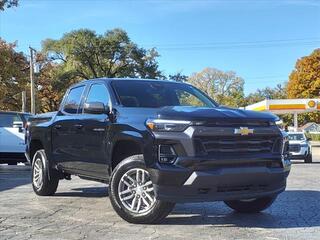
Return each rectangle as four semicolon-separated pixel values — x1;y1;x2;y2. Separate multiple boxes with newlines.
74;124;83;129
54;124;62;130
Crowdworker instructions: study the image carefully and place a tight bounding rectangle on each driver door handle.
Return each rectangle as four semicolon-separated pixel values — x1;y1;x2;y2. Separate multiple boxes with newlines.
74;124;83;129
54;124;62;130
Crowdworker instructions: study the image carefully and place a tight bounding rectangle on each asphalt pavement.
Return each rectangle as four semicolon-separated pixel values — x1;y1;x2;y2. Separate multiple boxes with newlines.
0;150;319;240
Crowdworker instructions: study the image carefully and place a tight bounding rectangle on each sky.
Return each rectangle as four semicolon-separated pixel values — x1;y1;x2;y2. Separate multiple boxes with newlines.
1;0;320;95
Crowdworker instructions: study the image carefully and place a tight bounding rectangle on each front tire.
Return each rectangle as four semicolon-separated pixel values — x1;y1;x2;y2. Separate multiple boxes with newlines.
109;155;175;224
32;149;59;196
224;195;277;213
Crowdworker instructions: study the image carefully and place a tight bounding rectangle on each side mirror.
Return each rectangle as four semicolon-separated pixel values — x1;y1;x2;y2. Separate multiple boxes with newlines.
83;102;108;115
307;137;312;141
13;121;24;133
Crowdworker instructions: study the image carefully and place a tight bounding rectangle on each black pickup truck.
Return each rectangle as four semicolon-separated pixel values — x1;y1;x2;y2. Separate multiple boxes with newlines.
26;78;291;224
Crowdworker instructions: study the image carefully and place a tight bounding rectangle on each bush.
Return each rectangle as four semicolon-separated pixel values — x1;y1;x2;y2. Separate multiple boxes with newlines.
305;133;320;141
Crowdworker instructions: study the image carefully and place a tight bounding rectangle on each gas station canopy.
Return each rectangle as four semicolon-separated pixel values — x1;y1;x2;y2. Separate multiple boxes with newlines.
245;99;320;130
245;99;320;114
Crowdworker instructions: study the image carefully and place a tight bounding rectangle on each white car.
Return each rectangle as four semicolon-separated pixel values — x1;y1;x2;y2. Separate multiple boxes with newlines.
288;132;312;163
0;111;32;165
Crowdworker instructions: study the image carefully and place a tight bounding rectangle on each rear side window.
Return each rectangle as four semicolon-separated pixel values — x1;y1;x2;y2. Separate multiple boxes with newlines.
85;84;110;107
63;86;85;114
0;113;22;127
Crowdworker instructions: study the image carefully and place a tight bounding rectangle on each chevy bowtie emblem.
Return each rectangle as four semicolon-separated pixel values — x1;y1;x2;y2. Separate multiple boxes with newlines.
234;127;254;136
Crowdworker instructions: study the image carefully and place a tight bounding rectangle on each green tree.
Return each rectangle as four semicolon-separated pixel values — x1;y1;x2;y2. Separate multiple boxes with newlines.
0;0;18;11
244;84;287;105
0;38;29;111
42;28;162;80
169;72;188;82
187;67;244;107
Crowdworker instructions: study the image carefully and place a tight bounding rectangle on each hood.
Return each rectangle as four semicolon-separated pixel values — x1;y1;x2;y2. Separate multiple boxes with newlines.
156;106;278;123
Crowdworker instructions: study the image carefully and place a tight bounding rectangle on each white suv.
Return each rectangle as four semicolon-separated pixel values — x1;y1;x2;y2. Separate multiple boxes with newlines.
288;132;312;163
0;111;31;165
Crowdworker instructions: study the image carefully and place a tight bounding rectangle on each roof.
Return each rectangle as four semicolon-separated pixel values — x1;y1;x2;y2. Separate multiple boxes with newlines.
71;77;183;89
299;122;320;130
0;111;31;115
300;122;319;130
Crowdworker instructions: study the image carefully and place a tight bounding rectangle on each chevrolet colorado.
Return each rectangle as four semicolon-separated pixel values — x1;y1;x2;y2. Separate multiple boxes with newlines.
26;78;291;224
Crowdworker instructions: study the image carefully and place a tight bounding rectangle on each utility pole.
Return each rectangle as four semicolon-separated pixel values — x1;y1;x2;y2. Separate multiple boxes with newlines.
29;46;36;114
22;91;26;112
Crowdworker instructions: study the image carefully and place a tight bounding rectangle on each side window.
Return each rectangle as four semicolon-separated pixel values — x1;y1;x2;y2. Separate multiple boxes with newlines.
85;84;110;108
0;114;22;127
63;86;85;114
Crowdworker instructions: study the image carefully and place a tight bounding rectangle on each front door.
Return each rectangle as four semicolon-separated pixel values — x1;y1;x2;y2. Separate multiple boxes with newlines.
75;83;111;179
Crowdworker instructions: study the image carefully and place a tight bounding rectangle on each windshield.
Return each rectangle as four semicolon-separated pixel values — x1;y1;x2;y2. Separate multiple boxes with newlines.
112;80;217;108
288;134;305;141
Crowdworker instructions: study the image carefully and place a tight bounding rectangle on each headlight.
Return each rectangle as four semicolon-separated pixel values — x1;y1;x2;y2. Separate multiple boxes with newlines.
146;119;191;132
300;144;308;147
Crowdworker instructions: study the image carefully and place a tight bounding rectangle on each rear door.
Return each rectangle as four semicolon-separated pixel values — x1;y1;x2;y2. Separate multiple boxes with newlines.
51;85;86;170
0;113;25;153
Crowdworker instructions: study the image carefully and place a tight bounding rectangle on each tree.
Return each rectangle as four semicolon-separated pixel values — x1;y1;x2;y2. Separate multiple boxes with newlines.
244;84;287;105
0;0;18;11
42;28;162;81
287;49;320;98
0;38;29;111
287;49;320;124
169;72;188;82
187;67;245;107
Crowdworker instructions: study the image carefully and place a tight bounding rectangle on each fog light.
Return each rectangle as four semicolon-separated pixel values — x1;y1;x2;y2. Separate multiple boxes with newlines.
158;145;176;164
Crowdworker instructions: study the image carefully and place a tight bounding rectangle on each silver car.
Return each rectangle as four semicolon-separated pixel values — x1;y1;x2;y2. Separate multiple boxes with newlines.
288;132;312;163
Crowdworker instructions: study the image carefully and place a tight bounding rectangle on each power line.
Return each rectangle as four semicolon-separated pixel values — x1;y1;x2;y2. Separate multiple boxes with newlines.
142;37;320;48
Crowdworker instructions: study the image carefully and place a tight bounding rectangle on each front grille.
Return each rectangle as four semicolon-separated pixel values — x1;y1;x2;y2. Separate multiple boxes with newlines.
195;135;280;155
289;144;301;153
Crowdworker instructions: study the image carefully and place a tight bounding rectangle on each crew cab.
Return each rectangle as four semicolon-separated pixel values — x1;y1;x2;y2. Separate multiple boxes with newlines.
26;78;291;224
288;132;312;163
0;111;31;165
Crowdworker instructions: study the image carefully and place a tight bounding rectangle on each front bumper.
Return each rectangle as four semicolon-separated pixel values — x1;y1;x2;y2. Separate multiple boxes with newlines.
149;125;290;203
0;152;27;163
148;156;291;203
290;146;309;159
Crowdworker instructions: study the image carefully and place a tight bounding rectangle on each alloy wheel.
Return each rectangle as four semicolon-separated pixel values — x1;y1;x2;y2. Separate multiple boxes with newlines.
118;168;156;214
33;157;44;189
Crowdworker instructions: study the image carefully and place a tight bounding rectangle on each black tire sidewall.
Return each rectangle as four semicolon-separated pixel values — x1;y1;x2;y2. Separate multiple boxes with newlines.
224;195;277;213
31;149;58;196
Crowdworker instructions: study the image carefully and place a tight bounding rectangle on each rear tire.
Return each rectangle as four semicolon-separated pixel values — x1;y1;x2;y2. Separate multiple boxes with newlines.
32;149;59;196
109;154;175;224
224;195;277;213
8;162;17;166
304;154;312;163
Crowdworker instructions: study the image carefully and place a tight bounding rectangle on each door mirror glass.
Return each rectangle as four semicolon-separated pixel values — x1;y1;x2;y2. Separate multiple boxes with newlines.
83;102;107;114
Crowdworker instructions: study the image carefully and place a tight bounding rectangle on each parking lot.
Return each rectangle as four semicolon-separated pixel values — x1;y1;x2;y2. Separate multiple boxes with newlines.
0;150;319;240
